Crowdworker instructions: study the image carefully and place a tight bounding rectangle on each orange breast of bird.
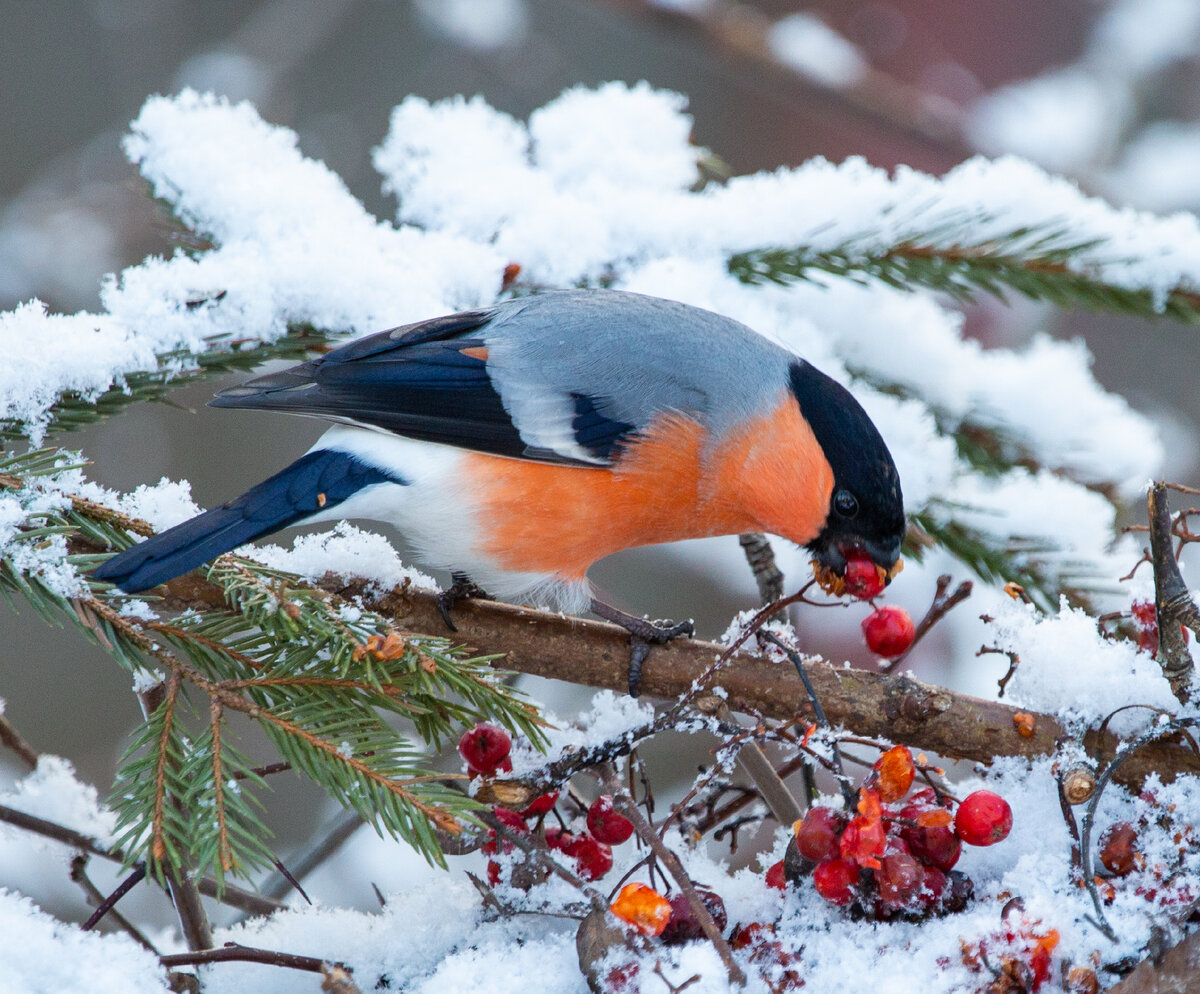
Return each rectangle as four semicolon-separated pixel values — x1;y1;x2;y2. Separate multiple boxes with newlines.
463;390;835;579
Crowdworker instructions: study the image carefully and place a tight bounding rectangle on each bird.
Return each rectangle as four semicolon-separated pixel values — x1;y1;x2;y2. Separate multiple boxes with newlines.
93;289;905;691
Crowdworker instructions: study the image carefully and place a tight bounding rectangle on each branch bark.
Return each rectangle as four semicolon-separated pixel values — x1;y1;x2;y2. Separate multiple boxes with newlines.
1148;482;1197;704
318;578;1200;790
103;554;1199;792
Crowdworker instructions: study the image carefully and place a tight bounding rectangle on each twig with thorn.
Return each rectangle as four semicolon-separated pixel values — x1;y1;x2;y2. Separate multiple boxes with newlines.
0;715;40;771
977;646;1021;697
760;631;856;808
881;575;973;673
69;856;157;953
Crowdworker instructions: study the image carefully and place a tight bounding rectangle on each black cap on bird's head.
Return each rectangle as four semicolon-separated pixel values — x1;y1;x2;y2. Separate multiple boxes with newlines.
788;361;906;582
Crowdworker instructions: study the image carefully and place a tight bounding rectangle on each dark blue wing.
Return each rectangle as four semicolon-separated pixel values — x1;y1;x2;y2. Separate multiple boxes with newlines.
209;306;637;465
92;450;404;592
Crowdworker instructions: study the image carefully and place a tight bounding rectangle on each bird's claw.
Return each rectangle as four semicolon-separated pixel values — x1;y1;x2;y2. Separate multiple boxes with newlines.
589;599;694;697
436;572;490;632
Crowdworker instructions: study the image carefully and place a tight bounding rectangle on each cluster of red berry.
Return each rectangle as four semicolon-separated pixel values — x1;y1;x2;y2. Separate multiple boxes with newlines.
458;723;636;884
774;745;1012;919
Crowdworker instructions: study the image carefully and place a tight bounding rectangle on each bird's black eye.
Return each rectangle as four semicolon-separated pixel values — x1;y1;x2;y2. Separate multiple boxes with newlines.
834;489;859;519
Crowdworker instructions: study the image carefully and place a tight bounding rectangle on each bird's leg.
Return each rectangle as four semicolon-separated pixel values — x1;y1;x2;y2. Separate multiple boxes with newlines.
436;571;491;632
589;598;695;697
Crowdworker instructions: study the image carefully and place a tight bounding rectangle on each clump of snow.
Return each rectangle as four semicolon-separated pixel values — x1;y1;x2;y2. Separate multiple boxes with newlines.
983;599;1183;726
0;756;117;846
507;690;657;776
768;13;868;89
0;890;169;994
252;521;437;593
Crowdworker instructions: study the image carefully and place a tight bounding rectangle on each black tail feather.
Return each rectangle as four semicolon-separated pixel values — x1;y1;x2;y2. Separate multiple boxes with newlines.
92;450;404;593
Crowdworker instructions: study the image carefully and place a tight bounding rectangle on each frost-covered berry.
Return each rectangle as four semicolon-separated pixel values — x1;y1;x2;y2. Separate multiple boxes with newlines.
586;795;635;845
793;806;846;863
875;851;924;907
954;790;1012;846
812;858;859;905
1099;822;1139;876
765;859;787;891
660;888;728;944
563;832;614;880
458;722;512;776
520;791;559;819
862;606;916;657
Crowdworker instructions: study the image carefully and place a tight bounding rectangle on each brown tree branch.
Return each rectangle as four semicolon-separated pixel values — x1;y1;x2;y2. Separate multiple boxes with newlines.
317;579;1199;789
1148;482;1197;704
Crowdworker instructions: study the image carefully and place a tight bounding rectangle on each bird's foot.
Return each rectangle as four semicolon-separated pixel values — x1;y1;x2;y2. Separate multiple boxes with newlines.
589;598;694;697
437;572;491;632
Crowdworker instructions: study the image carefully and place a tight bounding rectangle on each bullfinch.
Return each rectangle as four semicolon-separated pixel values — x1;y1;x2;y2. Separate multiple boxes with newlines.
93;289;905;686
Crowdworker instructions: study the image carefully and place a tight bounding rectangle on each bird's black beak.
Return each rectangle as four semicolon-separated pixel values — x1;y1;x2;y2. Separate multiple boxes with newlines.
809;532;903;583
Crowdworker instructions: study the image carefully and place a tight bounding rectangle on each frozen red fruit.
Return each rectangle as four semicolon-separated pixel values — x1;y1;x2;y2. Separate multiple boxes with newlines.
482;806;529;855
844;553;886;599
520;791;559;819
812;858;859;905
586;795;635;845
1099;822;1139;876
563;832;614;881
609;882;672;937
458;723;512;775
917;865;947;909
544;826;572;852
901;820;961;872
875;851;924;907
765;859;787;891
873;744;916;802
660;888;728;945
954;790;1012;846
793;806;846;863
862;606;916;658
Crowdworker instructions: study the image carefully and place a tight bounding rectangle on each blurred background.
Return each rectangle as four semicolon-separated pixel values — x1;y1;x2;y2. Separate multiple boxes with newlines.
3;0;1199;928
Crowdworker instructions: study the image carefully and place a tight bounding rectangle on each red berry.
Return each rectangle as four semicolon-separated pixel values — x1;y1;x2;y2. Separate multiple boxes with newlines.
563;832;613;880
544;826;572;852
482;806;529;855
467;755;512;779
954;790;1012;846
793;806;846;862
458;723;512;776
901;821;961;872
586;795;635;845
918;865;947;909
486;859;501;885
1099;822;1139;876
844;553;886;599
765;859;787;891
1132;599;1159;654
521;791;559;819
862;606;916;658
660;888;728;945
875;852;924;907
812;858;859;905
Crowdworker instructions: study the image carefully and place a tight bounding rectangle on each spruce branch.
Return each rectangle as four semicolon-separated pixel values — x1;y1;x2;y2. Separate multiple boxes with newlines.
728;221;1200;323
0;450;545;883
1;324;333;446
